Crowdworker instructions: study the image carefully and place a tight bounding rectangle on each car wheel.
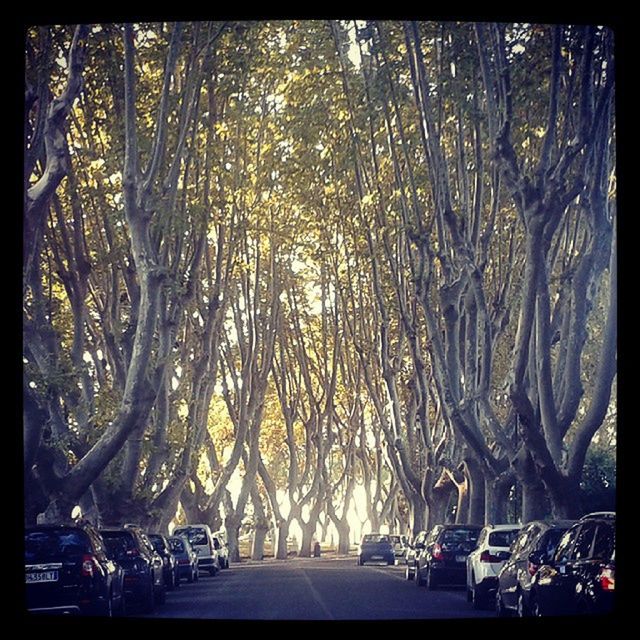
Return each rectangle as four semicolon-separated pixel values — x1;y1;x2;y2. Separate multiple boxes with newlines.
416;566;425;587
142;580;155;614
516;591;529;617
405;565;414;580
496;591;510;618
472;583;485;610
194;567;199;582
466;587;473;603
174;569;180;589
426;566;437;590
156;582;166;605
530;594;542;618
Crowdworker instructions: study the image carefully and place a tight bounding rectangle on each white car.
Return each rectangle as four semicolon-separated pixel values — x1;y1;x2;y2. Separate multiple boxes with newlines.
466;524;521;610
389;534;409;562
173;524;220;576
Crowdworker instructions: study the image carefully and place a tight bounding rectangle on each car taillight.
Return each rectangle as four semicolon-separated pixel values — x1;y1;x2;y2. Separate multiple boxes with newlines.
599;566;615;591
82;554;99;577
178;559;189;565
126;548;140;557
432;544;443;560
527;561;539;576
480;551;503;563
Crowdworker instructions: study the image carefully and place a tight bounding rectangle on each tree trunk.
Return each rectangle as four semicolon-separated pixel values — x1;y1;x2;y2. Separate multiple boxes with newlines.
485;472;515;524
465;457;485;524
522;479;550;522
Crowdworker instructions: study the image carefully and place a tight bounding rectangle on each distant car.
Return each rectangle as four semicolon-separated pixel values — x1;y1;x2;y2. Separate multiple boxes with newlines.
100;527;165;613
405;531;428;580
389;534;409;562
415;524;482;589
466;524;521;609
529;512;615;617
495;519;575;617
212;531;230;569
148;533;179;590
25;522;125;616
357;534;395;566
168;536;199;583
173;524;220;576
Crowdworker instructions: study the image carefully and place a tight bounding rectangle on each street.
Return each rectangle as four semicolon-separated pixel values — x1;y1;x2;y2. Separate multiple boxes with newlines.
135;556;495;621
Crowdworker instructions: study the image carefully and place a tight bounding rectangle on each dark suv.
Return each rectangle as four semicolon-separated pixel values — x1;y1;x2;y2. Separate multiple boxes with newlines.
529;512;616;617
100;527;165;613
25;522;124;616
495;519;575;617
415;524;482;589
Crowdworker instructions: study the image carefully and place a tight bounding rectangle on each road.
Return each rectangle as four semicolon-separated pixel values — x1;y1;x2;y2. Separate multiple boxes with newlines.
134;556;495;621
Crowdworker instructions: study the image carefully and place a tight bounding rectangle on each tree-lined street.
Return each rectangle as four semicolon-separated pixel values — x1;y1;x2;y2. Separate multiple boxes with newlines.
136;556;492;621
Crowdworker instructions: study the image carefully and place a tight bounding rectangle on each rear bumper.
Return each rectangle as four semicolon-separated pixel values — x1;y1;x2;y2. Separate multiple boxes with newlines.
27;605;82;615
431;564;466;585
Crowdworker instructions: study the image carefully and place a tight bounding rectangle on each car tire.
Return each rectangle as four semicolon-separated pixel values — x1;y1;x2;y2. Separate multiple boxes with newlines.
516;591;529;617
426;566;437;590
472;583;485;610
467;587;473;603
496;591;510;618
405;565;414;580
142;580;155;614
416;566;425;587
174;570;180;589
530;594;542;618
194;568;199;582
156;582;166;605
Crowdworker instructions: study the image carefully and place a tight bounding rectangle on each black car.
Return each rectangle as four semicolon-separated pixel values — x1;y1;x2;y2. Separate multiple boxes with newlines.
101;527;165;613
529;512;615;617
168;535;199;583
357;534;395;565
148;533;179;590
495;519;575;617
25;522;124;616
415;524;482;589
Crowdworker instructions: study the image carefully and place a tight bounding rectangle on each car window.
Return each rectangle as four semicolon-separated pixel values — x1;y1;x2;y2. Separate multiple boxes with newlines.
538;528;567;560
572;522;597;561
101;531;137;557
25;529;90;562
170;538;185;553
477;529;487;547
554;527;580;564
591;523;615;561
488;529;520;548
442;528;480;545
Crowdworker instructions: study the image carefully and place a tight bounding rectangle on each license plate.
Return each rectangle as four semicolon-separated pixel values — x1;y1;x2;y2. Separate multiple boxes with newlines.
455;555;466;563
371;555;383;560
26;571;59;583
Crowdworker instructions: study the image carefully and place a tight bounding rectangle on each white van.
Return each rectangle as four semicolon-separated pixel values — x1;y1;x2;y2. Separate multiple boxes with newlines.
173;524;219;576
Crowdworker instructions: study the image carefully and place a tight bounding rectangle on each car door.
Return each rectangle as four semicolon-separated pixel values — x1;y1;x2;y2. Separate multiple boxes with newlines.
501;525;534;609
534;524;582;616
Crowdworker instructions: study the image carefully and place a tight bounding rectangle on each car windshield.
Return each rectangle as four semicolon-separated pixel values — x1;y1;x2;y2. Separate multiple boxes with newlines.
488;529;520;548
176;528;207;545
362;534;390;544
148;535;165;552
25;529;89;562
442;528;480;545
169;538;185;553
101;531;137;557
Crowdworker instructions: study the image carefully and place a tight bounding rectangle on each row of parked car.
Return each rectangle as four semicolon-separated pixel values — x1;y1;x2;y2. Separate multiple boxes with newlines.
358;511;615;617
24;521;229;616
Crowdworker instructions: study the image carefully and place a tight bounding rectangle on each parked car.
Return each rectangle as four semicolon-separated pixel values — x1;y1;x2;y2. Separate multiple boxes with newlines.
466;524;521;609
25;522;124;616
168;535;199;583
405;531;428;580
357;533;395;566
495;519;575;617
415;524;482;589
173;524;220;576
529;512;615;617
100;527;165;613
148;533;179;590
212;530;230;569
389;534;409;562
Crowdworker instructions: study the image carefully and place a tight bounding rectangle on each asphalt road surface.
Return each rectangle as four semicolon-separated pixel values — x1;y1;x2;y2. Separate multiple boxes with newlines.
134;556;495;621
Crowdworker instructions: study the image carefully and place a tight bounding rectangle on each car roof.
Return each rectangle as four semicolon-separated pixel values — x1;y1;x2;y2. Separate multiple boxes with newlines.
579;511;615;521
483;524;522;531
